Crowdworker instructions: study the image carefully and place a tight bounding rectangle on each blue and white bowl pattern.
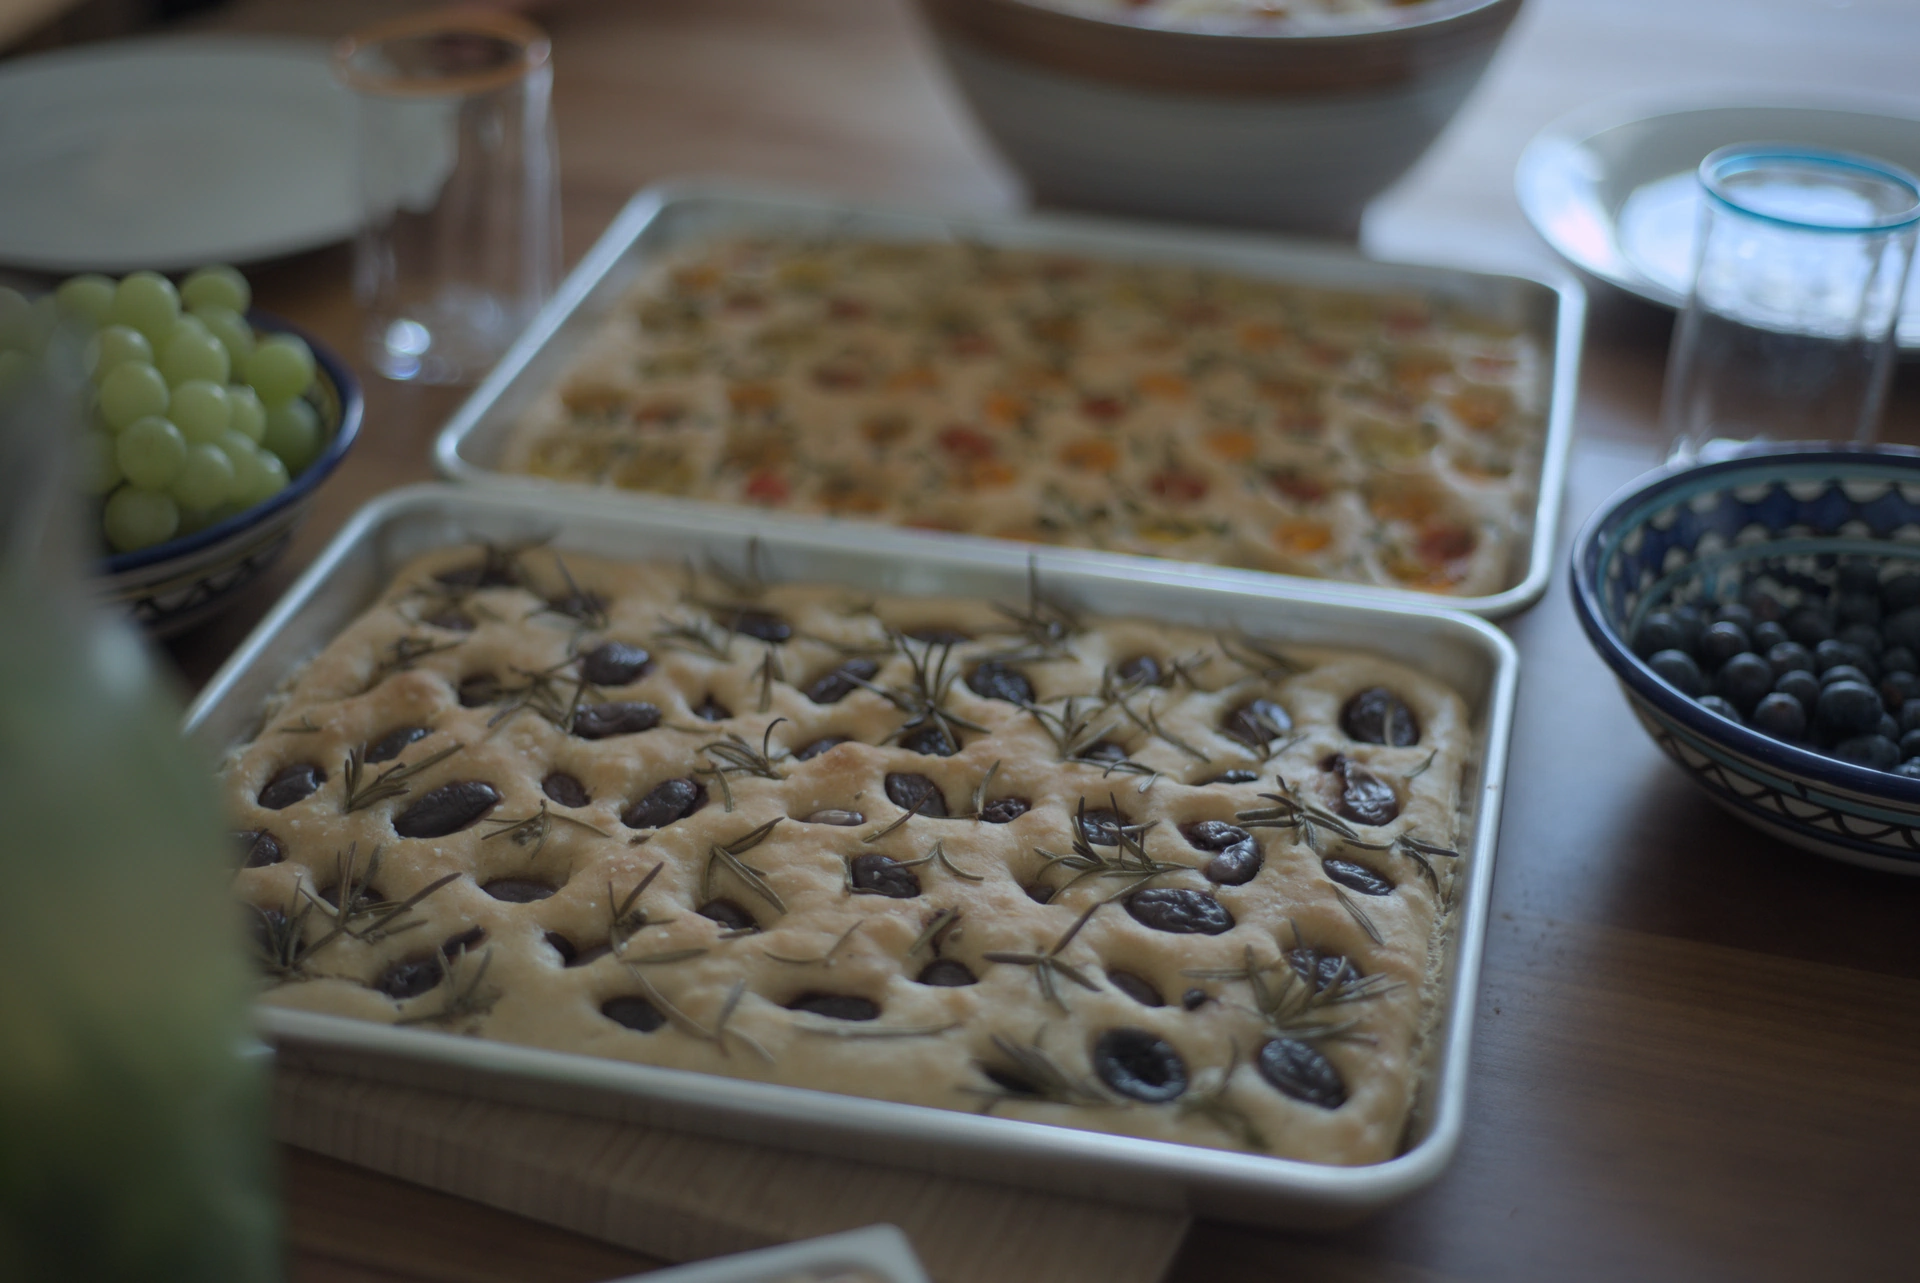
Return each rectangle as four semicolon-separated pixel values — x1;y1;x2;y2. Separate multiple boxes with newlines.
1572;447;1920;874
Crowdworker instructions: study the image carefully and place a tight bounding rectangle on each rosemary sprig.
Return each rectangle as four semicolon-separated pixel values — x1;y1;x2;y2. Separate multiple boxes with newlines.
754;644;783;713
1176;1046;1269;1152
340;742;463;814
362;634;464;692
607;863;667;945
982;900;1106;1010
1393;833;1462;892
701;817;787;915
1235;777;1391;855
1031;798;1186;896
654;615;734;661
1330;883;1384;945
1024;696;1121;763
526;553;609;632
614;966;771;1062
274;714;321;735
1185;942;1397;1040
396;947;501;1027
907;907;963;957
859;635;988;752
1111;692;1211;764
1219;630;1303;680
763;920;863;966
971;1030;1111;1109
693;722;788;813
480;800;610;862
484;658;589;733
796;1020;962;1039
965;760;1002;820
984;559;1080;663
1403;749;1439;781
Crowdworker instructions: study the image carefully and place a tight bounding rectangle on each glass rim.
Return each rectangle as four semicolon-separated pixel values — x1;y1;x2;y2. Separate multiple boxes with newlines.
333;7;551;99
1699;142;1920;234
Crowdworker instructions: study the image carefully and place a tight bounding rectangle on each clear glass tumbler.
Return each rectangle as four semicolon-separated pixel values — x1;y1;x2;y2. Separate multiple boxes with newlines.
334;9;560;385
1661;144;1920;461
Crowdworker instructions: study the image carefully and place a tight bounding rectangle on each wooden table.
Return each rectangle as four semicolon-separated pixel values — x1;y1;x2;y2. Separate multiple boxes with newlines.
143;0;1920;1279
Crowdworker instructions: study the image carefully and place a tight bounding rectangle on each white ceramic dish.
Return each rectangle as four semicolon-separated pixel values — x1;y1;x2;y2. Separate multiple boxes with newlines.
611;1224;927;1283
0;36;358;272
433;180;1585;620
187;483;1518;1229
1515;92;1920;349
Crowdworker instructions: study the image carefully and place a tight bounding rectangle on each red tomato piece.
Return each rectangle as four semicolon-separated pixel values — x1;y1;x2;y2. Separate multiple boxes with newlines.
1416;522;1476;564
937;425;996;460
744;471;789;504
1149;470;1209;503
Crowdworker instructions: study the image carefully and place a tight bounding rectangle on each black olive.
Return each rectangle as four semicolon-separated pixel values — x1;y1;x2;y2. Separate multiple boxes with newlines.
1180;820;1263;885
1632;611;1686;658
917;959;977;987
1838;562;1882;595
1256;1036;1346;1108
884;772;948;816
1105;970;1164;1007
1647;649;1704;697
724;609;792;643
1751;692;1808;741
374;957;443;1001
364;725;430;764
392;781;501;838
983;1066;1040;1096
966;660;1033;704
692;694;733;722
906;625;972;645
1323;857;1393;896
1114;654;1165;688
541;771;590;808
1884;575;1920;613
1834;735;1900;771
579;641;653;686
1774;669;1820;709
601;996;666;1032
795;736;852;761
1886;646;1919;675
849;854;922;898
436;557;518;589
258;762;325;810
1076;806;1131;847
697;899;757;932
621;777;707;829
1716;652;1775;714
442;926;486;957
1838;594;1883;628
1749;621;1790;653
1698;695;1742;724
571;701;662;739
1815;681;1884;739
1077;740;1129;764
1323;754;1400;827
1197;769;1260;786
1820;664;1872;689
319;880;381;912
247;905;287;962
979;796;1030;824
481;877;557;903
1092;1028;1187;1103
235;829;284;868
898;723;957;756
1698;620;1750;669
421;607;475;632
457;673;501;707
1181;988;1208;1010
543;931;578;965
786;993;880;1021
1340;687;1419;746
1223;698;1292;748
1023;882;1056;905
806;658;880;704
1287;947;1356;991
1124;887;1234;935
1786;606;1837;647
1712;602;1755;631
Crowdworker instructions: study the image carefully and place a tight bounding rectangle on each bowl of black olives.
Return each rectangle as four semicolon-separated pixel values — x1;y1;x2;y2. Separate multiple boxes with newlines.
1572;444;1920;874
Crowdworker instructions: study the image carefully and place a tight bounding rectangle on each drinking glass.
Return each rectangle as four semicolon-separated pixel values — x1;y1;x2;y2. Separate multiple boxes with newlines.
334;9;561;384
1661;144;1920;461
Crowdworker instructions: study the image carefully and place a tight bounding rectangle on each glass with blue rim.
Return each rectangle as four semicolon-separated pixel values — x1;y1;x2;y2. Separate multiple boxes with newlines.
1661;143;1920;462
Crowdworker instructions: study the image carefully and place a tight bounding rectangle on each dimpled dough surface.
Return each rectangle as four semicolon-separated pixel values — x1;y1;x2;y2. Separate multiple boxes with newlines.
501;238;1545;598
228;546;1473;1166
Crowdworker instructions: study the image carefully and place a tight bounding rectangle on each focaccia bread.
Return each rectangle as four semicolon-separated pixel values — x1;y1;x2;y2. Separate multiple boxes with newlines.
228;544;1474;1165
501;238;1545;598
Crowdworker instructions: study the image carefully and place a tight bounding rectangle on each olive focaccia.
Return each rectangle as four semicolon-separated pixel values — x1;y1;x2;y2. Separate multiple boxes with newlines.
502;237;1545;598
228;544;1474;1166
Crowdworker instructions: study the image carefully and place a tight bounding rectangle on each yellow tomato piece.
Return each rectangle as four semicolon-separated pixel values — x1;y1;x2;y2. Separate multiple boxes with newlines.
1203;428;1259;462
1135;371;1190;399
1272;517;1332;555
983;390;1027;425
1364;476;1444;524
960;460;1018;491
728;381;779;413
1237;321;1289;351
1448;385;1515;432
886;366;941;393
1059;438;1119;472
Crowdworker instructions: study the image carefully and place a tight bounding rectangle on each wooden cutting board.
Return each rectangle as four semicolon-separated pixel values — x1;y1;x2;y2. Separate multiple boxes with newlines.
273;1065;1190;1283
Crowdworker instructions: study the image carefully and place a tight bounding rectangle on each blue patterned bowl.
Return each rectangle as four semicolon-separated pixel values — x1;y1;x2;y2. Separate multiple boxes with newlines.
96;318;361;638
1571;445;1920;874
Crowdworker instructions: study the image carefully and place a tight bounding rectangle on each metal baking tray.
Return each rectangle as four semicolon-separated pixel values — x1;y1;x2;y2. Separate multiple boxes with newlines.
433;179;1584;619
186;483;1518;1229
616;1225;927;1283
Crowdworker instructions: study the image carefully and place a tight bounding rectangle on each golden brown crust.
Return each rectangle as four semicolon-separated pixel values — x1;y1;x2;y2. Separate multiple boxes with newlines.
501;238;1545;598
231;545;1472;1165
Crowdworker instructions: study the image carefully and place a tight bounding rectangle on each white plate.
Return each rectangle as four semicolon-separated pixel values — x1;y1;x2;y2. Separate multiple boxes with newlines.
1515;92;1920;349
0;36;357;273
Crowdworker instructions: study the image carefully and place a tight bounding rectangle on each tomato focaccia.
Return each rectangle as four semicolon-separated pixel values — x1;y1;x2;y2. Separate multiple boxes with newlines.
502;238;1544;597
231;544;1473;1165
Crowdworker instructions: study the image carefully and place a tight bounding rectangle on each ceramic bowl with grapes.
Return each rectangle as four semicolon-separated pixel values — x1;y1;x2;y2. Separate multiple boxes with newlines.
1572;444;1920;874
97;316;361;638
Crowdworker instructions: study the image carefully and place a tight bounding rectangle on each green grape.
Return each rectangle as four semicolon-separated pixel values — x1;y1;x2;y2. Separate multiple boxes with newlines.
244;334;313;407
191;304;255;366
213;428;259;471
98;362;169;430
227;385;265;443
78;429;124;495
261;398;321;474
244;449;290;506
84;325;154;380
115;415;188;489
24;294;60;355
169;442;238;511
169;380;231;445
0;286;28;350
0;348;33;400
158;326;230;386
108;271;181;345
180;265;250;315
102;485;180;552
55;274;117;326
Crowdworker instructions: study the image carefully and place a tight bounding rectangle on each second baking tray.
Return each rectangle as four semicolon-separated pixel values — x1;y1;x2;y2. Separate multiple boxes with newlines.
434;179;1585;619
187;482;1518;1229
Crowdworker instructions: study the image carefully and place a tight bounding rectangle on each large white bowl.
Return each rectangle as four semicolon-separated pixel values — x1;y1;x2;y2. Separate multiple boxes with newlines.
918;0;1522;238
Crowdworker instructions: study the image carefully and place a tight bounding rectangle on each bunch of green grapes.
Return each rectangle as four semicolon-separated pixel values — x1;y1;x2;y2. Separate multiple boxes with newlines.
0;266;325;554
